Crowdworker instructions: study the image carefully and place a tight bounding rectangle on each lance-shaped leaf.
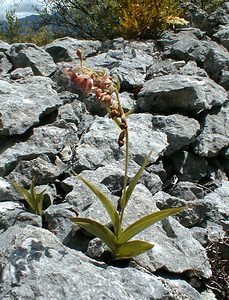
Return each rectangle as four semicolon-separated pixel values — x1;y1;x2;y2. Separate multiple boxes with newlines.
116;240;154;259
118;207;185;244
12;182;33;207
70;217;117;254
121;150;152;211
74;173;120;234
12;179;45;216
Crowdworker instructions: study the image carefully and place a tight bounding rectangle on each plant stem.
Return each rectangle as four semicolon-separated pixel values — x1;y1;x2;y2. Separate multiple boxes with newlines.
114;90;129;229
120;126;129;224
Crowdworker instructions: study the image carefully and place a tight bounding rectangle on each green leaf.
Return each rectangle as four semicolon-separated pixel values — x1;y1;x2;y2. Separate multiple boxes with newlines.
12;182;34;208
74;173;120;235
70;217;117;254
35;192;45;216
116;240;154;259
118;207;185;244
12;179;45;216
122;150;152;210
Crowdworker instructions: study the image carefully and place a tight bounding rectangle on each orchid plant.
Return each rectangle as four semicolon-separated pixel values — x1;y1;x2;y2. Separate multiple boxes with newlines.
12;177;45;216
65;49;185;260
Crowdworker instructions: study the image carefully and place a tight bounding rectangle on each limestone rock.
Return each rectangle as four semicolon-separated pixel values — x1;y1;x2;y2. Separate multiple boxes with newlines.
0;76;62;137
137;75;227;114
45;37;101;62
8;43;57;76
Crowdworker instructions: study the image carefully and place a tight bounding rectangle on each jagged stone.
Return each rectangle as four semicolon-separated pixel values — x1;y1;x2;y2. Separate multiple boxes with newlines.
0;201;42;230
137;74;227;114
152;114;200;155
179;60;208;77
10;67;34;79
157;30;210;64
8;43;57;76
208;2;229;28
74;113;168;170
0;76;62;137
43;203;76;243
0;40;10;52
213;24;229;51
204;42;229;88
0;225;170;300
0;124;78;177
172;150;208;182
45;37;101;62
0;52;12;76
193;105;229;157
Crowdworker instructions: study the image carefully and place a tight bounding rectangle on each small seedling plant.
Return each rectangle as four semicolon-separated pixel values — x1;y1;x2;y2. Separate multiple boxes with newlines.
13;177;45;216
66;50;185;260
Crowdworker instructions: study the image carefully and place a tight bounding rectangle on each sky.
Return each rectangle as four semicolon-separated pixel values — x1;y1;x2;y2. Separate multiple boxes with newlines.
0;0;45;19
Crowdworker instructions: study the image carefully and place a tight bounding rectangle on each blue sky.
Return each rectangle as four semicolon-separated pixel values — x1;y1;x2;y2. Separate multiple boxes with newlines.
0;0;45;19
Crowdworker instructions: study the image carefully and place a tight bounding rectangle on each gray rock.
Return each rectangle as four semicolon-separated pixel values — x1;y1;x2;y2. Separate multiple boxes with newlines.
127;40;156;56
203;180;229;220
208;2;229;28
45;37;101;62
6;155;65;187
111;66;145;91
80;93;108;116
213;24;229;51
219;69;229;90
204;43;229;88
121;184;211;278
0;52;12;75
101;37;128;51
161;278;206;300
0;225;170;300
158;31;210;64
146;58;177;79
193;105;229;157
182;3;209;32
119;92;136;112
0;124;79;176
179;60;208;77
74;114;168;170
0;40;10;52
10;67;34;80
8;43;57;76
63;167;120;218
172;150;208;182
0;76;62;137
43;203;76;243
152;114;200;155
0;177;16;201
137;75;227;114
154;191;208;228
168;181;206;201
0;201;42;230
86;47;153;90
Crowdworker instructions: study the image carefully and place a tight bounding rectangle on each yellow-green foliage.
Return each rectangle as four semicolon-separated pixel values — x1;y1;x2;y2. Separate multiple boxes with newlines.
114;0;184;39
39;0;185;40
21;26;55;46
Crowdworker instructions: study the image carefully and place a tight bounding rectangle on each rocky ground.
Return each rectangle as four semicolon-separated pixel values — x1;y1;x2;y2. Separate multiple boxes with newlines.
0;2;228;300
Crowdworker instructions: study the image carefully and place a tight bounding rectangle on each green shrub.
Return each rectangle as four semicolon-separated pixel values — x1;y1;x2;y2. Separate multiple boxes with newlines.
115;0;186;39
40;0;187;40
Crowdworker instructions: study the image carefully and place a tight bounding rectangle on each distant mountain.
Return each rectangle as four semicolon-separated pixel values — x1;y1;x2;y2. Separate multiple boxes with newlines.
0;14;44;34
0;13;63;36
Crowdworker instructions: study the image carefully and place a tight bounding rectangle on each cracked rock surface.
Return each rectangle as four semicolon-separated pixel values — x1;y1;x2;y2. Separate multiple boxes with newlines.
0;3;229;299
